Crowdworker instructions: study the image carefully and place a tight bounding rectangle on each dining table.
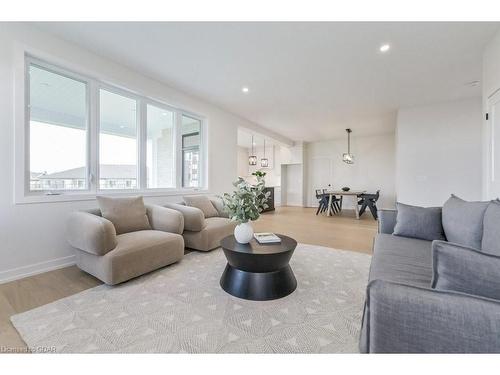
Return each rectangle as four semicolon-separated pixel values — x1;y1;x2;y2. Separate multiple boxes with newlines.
324;190;366;219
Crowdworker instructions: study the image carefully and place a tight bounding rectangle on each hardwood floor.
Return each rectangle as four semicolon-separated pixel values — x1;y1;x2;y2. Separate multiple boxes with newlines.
0;206;377;351
255;206;377;254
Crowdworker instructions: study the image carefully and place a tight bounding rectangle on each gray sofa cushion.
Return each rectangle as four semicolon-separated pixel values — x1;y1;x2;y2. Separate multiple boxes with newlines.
431;241;500;301
393;202;445;241
481;200;500;256
442;195;489;250
370;233;433;288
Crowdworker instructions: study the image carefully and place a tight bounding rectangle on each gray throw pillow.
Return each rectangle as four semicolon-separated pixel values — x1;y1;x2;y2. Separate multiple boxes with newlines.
442;195;489;250
183;195;219;218
97;195;151;235
393;202;445;241
481;200;500;256
432;240;500;301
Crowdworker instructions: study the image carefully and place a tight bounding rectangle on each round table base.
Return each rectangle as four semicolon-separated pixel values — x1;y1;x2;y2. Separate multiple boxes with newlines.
220;263;297;301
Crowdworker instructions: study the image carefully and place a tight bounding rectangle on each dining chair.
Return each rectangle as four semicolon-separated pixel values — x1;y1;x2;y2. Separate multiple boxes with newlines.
315;189;329;215
322;189;342;214
358;190;380;219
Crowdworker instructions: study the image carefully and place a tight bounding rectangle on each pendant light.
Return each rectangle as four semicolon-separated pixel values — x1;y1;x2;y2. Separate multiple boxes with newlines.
248;135;257;166
342;128;354;164
261;138;269;168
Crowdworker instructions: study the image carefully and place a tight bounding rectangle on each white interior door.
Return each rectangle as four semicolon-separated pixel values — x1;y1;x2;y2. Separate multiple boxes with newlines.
310;157;332;206
487;91;500;199
285;164;303;206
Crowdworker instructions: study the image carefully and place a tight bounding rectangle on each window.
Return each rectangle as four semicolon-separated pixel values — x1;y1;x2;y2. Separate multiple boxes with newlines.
146;105;175;188
181;115;201;188
23;57;206;201
99;89;138;190
28;63;88;191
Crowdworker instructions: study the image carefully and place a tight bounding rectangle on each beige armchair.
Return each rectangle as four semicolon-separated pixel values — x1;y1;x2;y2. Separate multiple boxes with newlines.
164;199;236;252
66;204;185;285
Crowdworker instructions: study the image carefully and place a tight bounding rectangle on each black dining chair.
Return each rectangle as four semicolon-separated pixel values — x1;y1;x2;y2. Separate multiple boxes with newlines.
358;190;380;219
322;189;343;215
315;189;330;215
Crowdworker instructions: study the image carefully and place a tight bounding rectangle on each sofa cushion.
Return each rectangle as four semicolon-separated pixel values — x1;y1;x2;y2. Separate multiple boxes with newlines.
393;202;445;241
75;230;184;285
370;234;433;288
184;195;219;218
432;240;500;301
481;200;500;255
442;195;488;250
97;196;151;235
183;217;237;251
210;197;229;218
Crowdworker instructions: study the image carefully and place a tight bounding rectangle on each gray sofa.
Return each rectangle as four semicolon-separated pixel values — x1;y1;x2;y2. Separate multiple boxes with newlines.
360;200;500;353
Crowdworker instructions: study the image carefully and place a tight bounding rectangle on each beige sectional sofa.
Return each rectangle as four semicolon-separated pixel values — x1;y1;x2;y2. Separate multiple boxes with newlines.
66;204;185;285
164;198;236;251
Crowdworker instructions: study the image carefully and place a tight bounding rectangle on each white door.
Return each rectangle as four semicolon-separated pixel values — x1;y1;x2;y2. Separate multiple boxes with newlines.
487;91;500;199
310;157;332;206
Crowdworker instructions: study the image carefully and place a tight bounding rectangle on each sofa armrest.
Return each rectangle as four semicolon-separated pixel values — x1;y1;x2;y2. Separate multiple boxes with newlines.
163;203;206;232
378;209;397;234
364;280;500;353
66;211;117;256
146;204;184;235
210;197;229;218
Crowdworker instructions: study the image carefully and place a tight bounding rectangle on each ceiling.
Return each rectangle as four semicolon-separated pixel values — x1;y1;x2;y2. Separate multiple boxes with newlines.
34;22;499;142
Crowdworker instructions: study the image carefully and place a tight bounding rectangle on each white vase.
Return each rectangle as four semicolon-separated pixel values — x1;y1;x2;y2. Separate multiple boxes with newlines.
234;222;254;244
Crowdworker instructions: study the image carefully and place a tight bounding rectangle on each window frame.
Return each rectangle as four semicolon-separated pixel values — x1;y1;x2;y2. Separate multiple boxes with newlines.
18;55;208;204
143;99;179;191
25;56;92;195
181;113;204;189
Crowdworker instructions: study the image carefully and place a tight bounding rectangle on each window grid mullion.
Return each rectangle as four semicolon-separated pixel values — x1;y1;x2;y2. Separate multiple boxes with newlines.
175;110;183;190
89;80;98;194
139;100;147;190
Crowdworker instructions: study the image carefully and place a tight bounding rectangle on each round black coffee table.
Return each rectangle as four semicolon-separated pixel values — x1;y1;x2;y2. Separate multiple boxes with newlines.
219;234;298;301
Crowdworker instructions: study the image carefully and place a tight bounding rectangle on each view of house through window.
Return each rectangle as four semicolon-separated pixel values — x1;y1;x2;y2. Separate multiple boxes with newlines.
99;89;138;190
26;59;205;196
182;115;201;188
29;64;88;191
147;105;175;188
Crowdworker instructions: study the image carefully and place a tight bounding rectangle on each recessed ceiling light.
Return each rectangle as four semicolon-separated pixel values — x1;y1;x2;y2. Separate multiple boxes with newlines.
242;87;249;93
379;44;391;53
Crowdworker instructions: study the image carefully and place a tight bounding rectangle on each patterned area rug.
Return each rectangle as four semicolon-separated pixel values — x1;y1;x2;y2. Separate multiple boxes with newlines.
11;244;371;353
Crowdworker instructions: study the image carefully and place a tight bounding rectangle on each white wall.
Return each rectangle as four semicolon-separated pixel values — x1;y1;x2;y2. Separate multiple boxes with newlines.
396;97;483;207
305;134;396;209
483;28;500;199
237;146;249;178
0;23;274;282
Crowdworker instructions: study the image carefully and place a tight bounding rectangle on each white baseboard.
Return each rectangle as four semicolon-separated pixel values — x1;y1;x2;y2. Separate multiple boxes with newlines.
0;255;76;284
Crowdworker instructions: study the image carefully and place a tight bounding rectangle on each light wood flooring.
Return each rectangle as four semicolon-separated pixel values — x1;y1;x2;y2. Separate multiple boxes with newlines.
0;206;377;351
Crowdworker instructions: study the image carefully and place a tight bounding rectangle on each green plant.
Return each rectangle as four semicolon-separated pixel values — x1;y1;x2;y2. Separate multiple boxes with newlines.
252;170;267;178
219;176;270;224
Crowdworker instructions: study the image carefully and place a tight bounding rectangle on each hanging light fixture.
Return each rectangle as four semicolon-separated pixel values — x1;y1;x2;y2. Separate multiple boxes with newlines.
342;128;354;164
248;135;257;166
261;138;269;168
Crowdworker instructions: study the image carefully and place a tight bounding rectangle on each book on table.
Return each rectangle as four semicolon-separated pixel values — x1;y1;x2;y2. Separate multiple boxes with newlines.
254;233;281;244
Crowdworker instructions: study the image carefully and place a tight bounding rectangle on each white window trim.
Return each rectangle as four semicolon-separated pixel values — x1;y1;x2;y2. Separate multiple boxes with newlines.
15;53;208;204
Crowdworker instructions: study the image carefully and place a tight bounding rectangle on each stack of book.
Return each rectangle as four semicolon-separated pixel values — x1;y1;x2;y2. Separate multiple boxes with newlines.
254;233;281;244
